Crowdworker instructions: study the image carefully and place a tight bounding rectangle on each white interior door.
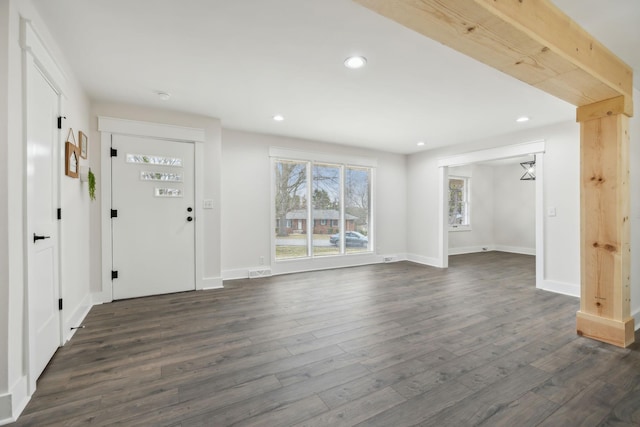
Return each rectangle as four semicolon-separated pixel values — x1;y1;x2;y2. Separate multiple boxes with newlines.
111;135;195;299
26;63;61;386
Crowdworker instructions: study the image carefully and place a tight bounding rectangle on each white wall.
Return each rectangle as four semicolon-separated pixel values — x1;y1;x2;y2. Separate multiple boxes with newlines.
89;103;223;296
0;0;92;423
221;129;407;278
493;163;536;253
408;121;580;294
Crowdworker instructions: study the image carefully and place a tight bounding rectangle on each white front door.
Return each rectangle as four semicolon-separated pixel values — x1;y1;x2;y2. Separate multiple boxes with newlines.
26;64;61;386
111;135;195;299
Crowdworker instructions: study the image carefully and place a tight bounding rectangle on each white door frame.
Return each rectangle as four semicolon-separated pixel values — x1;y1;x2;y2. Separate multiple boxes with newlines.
98;117;206;302
21;18;68;394
437;141;546;290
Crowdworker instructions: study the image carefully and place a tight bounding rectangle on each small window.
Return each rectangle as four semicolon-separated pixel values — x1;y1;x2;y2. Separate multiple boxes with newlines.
320;219;327;226
449;176;470;229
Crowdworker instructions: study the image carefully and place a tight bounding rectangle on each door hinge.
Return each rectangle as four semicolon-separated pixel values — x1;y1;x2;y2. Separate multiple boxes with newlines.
111;209;118;218
57;116;66;130
110;148;118;157
58;298;63;310
111;270;118;280
57;208;62;220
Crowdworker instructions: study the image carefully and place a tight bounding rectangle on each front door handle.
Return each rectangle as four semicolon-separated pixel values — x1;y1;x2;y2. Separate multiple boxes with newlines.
33;233;51;243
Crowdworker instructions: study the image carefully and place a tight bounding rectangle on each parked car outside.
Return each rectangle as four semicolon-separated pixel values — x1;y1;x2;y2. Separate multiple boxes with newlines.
329;231;368;247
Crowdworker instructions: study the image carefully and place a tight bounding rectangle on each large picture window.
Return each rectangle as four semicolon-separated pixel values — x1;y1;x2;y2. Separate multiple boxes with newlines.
448;176;470;229
274;158;373;260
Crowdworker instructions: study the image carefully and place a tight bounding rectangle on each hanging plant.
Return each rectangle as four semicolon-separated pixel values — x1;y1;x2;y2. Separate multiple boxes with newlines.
88;168;96;201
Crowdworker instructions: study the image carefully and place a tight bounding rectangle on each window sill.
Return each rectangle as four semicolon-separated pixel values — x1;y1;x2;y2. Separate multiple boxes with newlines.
449;226;472;232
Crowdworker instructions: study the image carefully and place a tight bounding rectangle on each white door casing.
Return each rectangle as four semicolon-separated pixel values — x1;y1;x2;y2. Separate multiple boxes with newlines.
437;141;545;289
111;135;196;299
25;59;61;391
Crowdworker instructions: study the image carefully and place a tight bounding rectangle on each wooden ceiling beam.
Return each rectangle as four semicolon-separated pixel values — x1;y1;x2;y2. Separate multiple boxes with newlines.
353;0;634;116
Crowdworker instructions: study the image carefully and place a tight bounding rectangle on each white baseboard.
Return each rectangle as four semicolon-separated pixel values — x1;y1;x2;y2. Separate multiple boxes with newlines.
447;245;536;256
63;292;93;343
632;308;640;331
201;276;223;290
223;254;409;281
406;253;442;268
538;279;579;298
380;253;407;263
448;245;493;255
0;392;12;426
0;375;29;426
222;268;252;281
272;253;383;277
494;245;536;256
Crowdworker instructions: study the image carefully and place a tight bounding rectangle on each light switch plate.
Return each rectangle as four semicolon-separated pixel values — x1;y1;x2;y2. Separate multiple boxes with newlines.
203;199;214;209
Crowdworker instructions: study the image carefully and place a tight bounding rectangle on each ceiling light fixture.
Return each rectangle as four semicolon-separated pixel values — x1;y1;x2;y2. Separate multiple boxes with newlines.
516;116;530;123
156;91;171;101
417;141;425;147
344;56;367;69
273;114;284;122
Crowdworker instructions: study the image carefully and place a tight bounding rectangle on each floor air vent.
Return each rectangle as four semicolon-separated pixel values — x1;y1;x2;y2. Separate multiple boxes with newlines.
248;268;272;279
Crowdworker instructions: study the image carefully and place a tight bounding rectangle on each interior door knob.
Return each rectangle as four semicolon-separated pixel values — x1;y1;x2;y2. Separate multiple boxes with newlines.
33;233;51;243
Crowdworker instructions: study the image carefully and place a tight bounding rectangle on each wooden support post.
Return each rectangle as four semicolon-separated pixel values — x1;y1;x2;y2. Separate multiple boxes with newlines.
353;0;635;347
576;96;634;347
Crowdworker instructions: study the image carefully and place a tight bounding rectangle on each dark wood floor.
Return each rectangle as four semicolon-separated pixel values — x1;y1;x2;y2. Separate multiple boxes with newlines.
13;252;640;426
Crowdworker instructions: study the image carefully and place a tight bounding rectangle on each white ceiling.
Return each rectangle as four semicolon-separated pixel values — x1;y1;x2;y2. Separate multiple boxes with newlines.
32;0;640;155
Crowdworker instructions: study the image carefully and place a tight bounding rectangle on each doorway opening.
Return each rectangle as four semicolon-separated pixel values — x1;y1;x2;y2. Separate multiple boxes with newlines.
437;141;545;291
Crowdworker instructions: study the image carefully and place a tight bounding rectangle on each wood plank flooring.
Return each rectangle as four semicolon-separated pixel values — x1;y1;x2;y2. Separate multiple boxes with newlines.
13;252;640;426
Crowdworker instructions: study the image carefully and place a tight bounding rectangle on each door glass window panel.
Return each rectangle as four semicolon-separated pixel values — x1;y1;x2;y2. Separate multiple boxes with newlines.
345;167;371;253
312;164;340;257
155;187;183;197
275;160;308;259
141;171;183;182
127;153;183;167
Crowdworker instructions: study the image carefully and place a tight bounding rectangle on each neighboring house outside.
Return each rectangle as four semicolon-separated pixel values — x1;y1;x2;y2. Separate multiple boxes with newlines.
279;209;357;235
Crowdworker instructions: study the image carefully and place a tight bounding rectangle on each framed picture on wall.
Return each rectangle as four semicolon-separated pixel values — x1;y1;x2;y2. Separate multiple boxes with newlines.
78;131;88;159
65;141;79;178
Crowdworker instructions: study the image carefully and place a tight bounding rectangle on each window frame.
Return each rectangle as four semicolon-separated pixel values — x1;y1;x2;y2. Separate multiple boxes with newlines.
271;149;375;263
448;175;471;231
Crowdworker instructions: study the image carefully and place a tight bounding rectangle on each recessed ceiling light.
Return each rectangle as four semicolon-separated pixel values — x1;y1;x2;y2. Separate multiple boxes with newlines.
516;116;530;123
156;91;171;101
417;141;426;147
273;114;284;122
344;56;367;69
